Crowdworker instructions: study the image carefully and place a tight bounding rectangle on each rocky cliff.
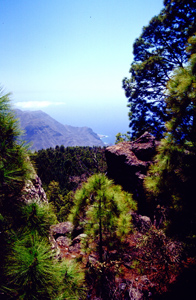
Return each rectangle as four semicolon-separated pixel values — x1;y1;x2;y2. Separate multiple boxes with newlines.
105;132;159;214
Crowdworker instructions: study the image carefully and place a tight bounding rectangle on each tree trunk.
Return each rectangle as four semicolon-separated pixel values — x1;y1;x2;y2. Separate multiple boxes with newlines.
99;198;103;263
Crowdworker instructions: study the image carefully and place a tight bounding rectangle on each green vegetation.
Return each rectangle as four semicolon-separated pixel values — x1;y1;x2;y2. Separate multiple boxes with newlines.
5;234;85;299
0;87;35;295
144;35;196;250
123;0;196;140
69;174;137;262
0;88;35;226
1;1;196;298
31;145;107;221
32;145;107;194
0;89;85;300
115;132;131;144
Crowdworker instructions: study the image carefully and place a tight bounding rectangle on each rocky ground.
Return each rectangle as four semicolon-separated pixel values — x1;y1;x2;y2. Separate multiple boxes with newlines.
49;213;192;300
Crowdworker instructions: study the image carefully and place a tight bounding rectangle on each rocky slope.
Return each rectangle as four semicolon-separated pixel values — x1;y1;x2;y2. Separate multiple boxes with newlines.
14;109;104;150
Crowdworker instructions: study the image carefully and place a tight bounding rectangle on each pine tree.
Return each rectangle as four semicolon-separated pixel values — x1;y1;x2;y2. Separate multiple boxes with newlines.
123;0;196;139
46;181;64;215
69;174;137;262
0;88;35;295
0;88;86;299
144;35;196;246
0;88;35;225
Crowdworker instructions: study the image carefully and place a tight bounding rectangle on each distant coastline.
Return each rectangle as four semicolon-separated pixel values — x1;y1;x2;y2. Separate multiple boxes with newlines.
98;134;108;139
98;134;114;146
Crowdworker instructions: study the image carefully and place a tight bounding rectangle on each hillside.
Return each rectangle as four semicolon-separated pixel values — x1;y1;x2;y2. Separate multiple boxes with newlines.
14;109;104;150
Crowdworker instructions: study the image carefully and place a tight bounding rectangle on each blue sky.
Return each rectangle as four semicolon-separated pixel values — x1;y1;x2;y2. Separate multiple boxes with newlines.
1;0;164;144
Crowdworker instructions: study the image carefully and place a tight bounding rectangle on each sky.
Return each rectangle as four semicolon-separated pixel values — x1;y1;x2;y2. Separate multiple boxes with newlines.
0;0;164;144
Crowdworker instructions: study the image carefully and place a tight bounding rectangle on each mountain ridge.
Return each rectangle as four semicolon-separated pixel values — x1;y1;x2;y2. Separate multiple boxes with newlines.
14;109;104;150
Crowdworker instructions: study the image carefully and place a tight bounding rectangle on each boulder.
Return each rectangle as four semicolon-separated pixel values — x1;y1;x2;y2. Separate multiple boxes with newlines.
49;222;87;257
50;221;74;240
49;221;74;251
69;233;87;253
56;236;71;248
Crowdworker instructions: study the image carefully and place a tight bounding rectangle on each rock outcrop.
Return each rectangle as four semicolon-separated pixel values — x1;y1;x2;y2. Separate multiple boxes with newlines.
50;221;74;241
105;132;159;214
49;222;87;259
21;175;48;203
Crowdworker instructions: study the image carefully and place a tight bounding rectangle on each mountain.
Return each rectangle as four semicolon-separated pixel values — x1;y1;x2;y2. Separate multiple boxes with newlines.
14;109;104;150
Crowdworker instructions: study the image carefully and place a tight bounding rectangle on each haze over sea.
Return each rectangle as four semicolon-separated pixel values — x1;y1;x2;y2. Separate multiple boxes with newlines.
1;0;164;145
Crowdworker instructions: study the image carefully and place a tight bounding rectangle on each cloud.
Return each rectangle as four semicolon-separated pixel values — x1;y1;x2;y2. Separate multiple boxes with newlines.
15;101;65;109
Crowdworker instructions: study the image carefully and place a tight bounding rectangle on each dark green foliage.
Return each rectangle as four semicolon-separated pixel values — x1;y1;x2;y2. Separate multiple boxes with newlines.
0;92;33;188
46;180;75;222
123;0;196;139
0;88;35;291
144;35;196;249
165;34;196;145
32;145;107;195
20;201;57;236
0;88;35;225
46;181;64;214
58;191;75;222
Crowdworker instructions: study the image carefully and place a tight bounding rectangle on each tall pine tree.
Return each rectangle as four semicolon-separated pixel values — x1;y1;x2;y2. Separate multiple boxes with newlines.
123;0;196;139
144;34;196;248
